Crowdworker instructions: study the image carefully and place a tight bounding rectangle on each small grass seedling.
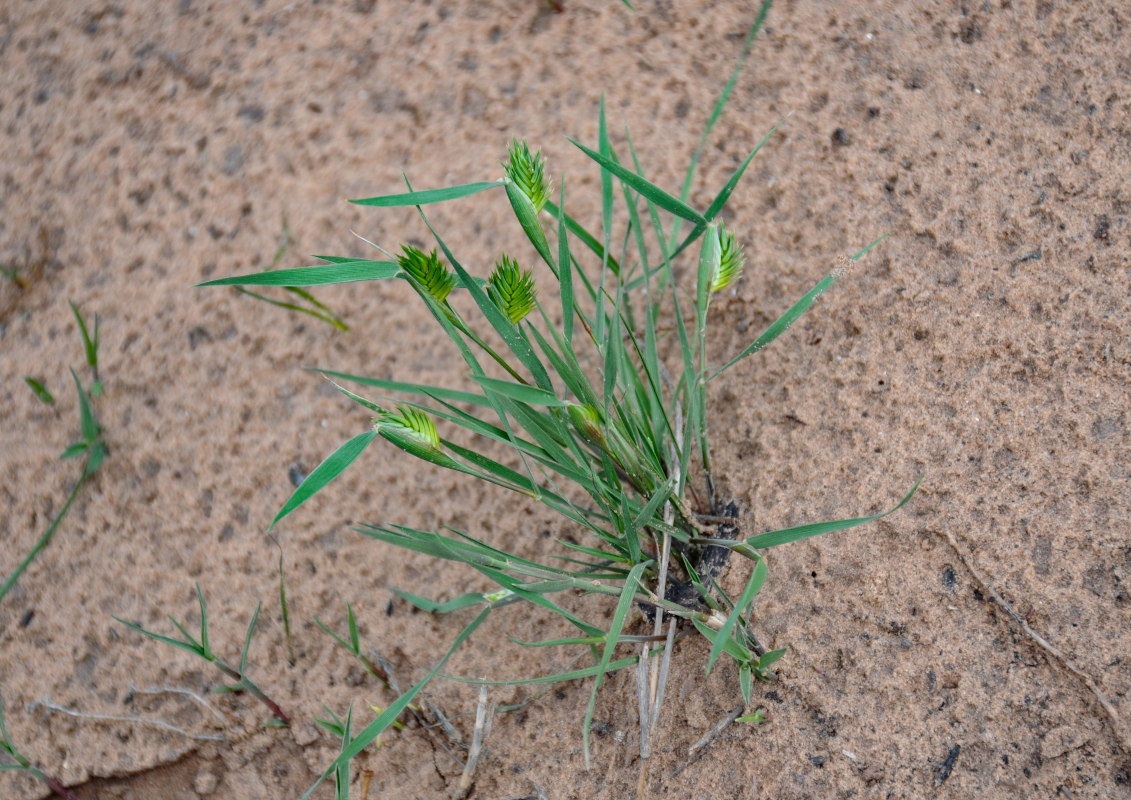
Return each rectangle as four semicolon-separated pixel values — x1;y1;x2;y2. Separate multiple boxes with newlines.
0;693;79;800
229;218;349;331
1;303;107;609
113;583;290;727
314;601;392;686
203;1;920;793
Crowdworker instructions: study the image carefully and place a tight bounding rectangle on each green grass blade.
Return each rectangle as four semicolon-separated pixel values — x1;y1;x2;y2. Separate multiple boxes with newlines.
334;703;353;800
505;180;556;273
269;431;377;531
238;602;262;676
68;300;99;371
569;138;706;226
346;602;360;652
0;475;85;609
598;95;615;282
195;584;211;658
472;375;566;406
553;182;575;344
543;199;621;278
705;556;766;674
302;608;491;800
314;369;490;408
759;647;787;669
198;260;399;288
582;560;648;767
473;565;605;639
24;377;54;404
743;475;923;549
234;288;349;331
71;369;99;445
709;263;842;380
113;617;205;659
350;180;502;207
392;588;485;614
703;120;782;222
670;0;774;246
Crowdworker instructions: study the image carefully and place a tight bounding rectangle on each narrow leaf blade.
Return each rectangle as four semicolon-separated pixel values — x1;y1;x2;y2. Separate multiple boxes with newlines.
270;431;378;530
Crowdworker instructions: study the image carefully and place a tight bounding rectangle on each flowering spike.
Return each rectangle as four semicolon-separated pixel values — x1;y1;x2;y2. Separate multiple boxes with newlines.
488;255;537;324
710;224;746;294
396;245;457;302
503;139;551;214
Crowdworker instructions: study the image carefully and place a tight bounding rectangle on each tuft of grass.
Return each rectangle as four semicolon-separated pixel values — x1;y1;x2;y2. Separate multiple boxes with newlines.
202;0;920;791
113;584;290;727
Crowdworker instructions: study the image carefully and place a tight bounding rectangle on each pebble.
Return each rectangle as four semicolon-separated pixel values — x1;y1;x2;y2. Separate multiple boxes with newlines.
193;768;218;795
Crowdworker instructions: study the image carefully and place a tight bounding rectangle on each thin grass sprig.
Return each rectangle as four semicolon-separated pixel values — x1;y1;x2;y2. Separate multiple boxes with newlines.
113;584;290;727
1;309;107;610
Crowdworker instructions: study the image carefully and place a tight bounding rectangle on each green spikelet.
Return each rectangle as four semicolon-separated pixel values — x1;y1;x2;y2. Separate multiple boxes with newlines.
374;405;457;468
710;224;746;294
397;245;457;302
503;139;551;214
488;255;537;324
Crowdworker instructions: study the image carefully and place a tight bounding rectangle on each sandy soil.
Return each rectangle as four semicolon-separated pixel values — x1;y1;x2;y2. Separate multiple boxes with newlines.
2;1;1129;798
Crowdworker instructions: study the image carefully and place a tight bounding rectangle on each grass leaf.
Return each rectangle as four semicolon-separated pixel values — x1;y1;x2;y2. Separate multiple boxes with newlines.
569;138;706;226
269;431;377;531
743;475;923;549
198;260;399;288
351;181;502;207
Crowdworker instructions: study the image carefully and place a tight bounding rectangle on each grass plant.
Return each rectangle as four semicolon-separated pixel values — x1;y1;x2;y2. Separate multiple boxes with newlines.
1;303;107;609
113;584;290;727
201;0;919;792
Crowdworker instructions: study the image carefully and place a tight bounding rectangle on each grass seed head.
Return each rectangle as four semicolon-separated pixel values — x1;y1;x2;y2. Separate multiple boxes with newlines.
488;254;538;324
503;139;551;214
397;245;457;302
375;406;446;464
710;224;746;294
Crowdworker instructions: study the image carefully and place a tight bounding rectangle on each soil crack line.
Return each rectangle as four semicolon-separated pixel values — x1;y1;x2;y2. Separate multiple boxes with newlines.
939;527;1131;756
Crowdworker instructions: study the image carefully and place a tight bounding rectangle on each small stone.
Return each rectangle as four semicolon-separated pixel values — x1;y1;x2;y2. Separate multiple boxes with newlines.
193;768;218;795
292;723;321;747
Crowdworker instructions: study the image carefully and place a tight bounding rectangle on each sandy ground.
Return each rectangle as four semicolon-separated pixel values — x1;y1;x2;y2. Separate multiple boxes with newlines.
2;1;1129;798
